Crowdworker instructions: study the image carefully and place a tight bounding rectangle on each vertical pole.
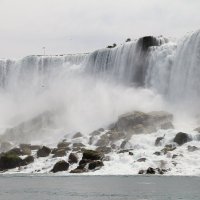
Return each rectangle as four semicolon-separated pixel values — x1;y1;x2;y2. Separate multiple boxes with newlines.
43;47;46;56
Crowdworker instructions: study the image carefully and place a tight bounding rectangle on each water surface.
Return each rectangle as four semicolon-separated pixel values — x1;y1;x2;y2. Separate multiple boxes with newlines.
0;175;199;200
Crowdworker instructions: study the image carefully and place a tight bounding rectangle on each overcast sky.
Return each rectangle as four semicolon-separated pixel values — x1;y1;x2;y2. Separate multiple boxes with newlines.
0;0;199;58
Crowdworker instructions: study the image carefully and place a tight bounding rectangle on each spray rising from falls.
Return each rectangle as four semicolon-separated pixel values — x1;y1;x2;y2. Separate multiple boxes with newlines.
0;30;200;143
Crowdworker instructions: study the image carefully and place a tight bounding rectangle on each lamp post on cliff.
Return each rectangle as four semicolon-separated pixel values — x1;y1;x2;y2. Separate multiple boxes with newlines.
43;47;46;56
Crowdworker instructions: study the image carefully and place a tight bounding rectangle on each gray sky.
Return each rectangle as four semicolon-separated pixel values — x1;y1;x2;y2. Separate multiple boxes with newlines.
0;0;199;58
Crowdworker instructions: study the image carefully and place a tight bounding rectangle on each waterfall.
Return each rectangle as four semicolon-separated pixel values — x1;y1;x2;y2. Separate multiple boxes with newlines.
0;30;200;142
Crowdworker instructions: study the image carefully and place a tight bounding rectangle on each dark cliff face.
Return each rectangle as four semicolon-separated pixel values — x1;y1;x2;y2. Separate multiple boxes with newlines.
131;36;161;87
138;36;160;51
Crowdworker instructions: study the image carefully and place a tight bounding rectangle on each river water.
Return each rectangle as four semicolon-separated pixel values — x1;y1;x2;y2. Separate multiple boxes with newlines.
0;175;199;200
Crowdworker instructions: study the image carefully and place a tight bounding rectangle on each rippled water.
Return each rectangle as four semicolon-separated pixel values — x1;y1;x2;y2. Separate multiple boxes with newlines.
0;175;199;200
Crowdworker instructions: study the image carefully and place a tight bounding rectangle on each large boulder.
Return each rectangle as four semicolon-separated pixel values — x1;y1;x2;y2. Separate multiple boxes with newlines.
57;141;71;149
106;131;126;142
113;111;173;137
95;135;110;147
138;36;160;51
52;148;66;158
173;132;191;145
8;148;23;156
20;144;31;155
21;156;34;166
37;146;51;157
30;145;41;150
51;160;69;173
96;146;112;154
0;152;23;170
72;132;83;139
146;167;156;174
73;143;85;148
70;167;87;173
82;149;103;160
88;161;104;170
68;153;78;164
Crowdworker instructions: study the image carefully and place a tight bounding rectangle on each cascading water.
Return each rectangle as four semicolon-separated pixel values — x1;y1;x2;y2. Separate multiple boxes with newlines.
0;30;200;143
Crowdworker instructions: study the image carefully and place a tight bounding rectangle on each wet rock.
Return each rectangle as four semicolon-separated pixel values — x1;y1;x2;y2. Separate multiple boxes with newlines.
88;161;104;170
173;132;191;145
143;167;167;175
0;152;23;170
106;131;126;142
172;161;177;166
172;154;178;159
72;143;85;151
96;146;112;154
118;149;133;154
155;135;165;146
95;135;109;147
103;156;111;161
157;168;167;175
20;144;31;149
72;132;83;139
8;148;23;156
30;145;41;150
129;152;134;156
138;169;145;174
70;168;87;173
154;151;161;156
161;144;176;154
146;167;156;174
89;130;102;145
111;144;117;149
22;156;34;165
68;153;78;164
37;146;51;157
138;36;160;51
52;147;71;154
51;160;69;173
114;111;173;136
78;159;89;167
73;143;85;148
57;141;71;149
120;140;129;149
20;144;31;156
126;38;131;42
89;130;101;136
52;148;66;158
187;145;199;152
137;158;146;162
107;43;117;48
82;149;103;160
9;147;31;156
